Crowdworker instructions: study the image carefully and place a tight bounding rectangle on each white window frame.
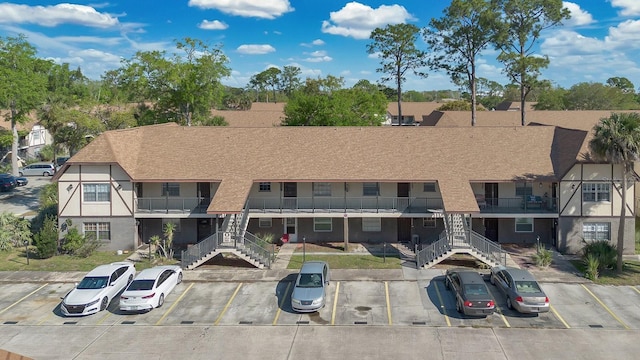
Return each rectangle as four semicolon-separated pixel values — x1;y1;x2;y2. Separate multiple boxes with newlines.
362;218;381;232
259;218;272;228
515;217;533;233
583;222;610;241
583;183;610;202
83;222;111;241
314;218;332;232
363;182;379;196
313;182;331;197
423;218;436;228
515;183;533;197
162;218;181;233
259;182;271;192
83;183;110;202
162;183;180;197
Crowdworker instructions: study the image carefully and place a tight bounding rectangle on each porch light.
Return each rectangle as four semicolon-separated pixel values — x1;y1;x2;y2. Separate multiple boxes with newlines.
66;184;73;191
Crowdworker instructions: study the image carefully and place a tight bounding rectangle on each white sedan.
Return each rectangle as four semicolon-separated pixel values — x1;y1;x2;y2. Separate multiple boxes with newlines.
119;265;183;312
61;262;136;316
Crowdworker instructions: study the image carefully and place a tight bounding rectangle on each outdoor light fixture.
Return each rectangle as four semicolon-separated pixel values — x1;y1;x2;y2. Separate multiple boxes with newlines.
66;184;73;191
571;184;576;190
116;183;123;190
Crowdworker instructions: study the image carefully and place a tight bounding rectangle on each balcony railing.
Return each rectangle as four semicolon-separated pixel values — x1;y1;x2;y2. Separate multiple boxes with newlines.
478;197;558;214
247;196;444;214
136;197;210;214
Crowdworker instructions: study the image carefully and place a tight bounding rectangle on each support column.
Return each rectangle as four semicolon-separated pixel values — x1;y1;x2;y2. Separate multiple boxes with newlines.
343;215;349;250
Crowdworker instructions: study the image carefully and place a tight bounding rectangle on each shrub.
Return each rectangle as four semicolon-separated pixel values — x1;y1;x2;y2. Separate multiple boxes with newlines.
75;233;102;258
532;243;553;268
582;240;616;270
0;212;31;251
61;226;85;254
33;215;58;258
584;253;600;281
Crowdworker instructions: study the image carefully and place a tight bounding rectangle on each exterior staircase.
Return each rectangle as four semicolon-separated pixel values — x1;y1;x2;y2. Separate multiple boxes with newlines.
416;213;507;269
180;205;273;270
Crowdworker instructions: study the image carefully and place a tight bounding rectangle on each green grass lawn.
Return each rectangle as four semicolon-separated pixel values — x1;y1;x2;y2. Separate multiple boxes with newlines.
287;254;402;270
571;259;640;286
0;247;134;271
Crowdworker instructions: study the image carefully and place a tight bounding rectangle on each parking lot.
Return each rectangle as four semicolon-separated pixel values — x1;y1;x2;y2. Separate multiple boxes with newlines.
1;276;639;330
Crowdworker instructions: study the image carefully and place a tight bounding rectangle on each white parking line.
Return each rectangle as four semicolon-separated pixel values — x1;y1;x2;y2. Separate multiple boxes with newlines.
0;283;48;316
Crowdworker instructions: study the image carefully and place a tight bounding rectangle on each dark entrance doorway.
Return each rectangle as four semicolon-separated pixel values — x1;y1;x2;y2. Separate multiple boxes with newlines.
484;218;498;242
397;183;410;210
485;183;498;207
398;218;412;243
197;182;210;211
197;218;214;241
283;182;297;210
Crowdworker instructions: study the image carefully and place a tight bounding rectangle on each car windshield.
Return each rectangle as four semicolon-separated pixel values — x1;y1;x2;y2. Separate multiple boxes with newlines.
515;281;542;293
77;276;109;289
126;280;155;291
297;273;323;288
464;284;488;295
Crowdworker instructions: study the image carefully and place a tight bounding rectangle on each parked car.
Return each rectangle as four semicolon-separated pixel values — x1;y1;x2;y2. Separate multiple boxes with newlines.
61;262;136;316
0;174;17;192
120;265;183;312
15;176;28;186
490;265;550;314
18;162;55;176
55;156;70;168
445;269;495;317
291;261;330;312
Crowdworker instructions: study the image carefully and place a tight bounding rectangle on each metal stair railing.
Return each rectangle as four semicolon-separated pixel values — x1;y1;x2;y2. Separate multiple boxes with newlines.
239;231;273;268
180;232;222;268
469;231;507;266
416;231;452;268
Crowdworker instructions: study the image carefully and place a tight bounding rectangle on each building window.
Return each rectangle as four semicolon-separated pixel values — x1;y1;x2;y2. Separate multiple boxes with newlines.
83;184;110;202
583;222;610;241
162;218;181;232
83;222;111;241
259;182;271;192
515;218;533;232
314;218;332;232
162;183;180;197
423;218;436;228
423;183;436;192
363;182;379;196
583;183;610;202
313;182;331;196
515;183;533;197
362;218;381;232
259;218;272;228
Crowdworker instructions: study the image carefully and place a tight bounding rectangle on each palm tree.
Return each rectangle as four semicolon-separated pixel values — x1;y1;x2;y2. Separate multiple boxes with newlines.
589;112;640;273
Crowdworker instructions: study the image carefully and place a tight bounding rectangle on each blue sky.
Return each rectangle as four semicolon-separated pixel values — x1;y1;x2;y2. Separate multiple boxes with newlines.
1;1;639;91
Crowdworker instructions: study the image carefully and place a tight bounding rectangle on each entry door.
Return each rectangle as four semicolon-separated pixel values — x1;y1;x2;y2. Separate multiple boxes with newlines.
398;218;411;242
285;218;297;242
485;183;498;207
484;219;498;242
283;182;297;209
197;218;213;241
197;182;210;209
397;183;410;211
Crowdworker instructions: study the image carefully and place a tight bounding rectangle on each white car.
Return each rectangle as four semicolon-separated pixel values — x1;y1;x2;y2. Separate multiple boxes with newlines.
61;262;136;316
119;265;183;312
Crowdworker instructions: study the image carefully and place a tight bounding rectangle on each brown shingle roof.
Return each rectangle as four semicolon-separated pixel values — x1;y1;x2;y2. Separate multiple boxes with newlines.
66;124;588;213
212;102;284;127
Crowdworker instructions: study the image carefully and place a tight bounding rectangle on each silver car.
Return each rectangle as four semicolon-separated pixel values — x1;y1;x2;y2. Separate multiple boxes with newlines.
490;265;550;314
18;162;55;176
291;261;330;312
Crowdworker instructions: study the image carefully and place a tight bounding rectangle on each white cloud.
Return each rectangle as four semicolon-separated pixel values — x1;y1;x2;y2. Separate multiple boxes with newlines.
68;49;121;63
611;0;640;16
0;3;119;28
198;20;228;30
301;39;325;47
237;44;276;54
321;2;414;39
562;2;594;26
606;19;640;47
304;55;332;63
188;0;294;19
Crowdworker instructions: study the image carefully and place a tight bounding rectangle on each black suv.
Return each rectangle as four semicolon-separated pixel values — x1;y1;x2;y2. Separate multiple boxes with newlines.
0;174;17;192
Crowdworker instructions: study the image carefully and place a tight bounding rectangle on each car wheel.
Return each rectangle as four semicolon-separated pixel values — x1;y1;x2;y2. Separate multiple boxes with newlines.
157;293;165;308
177;272;183;284
100;297;109;311
506;297;513;310
456;300;462;313
127;274;133;285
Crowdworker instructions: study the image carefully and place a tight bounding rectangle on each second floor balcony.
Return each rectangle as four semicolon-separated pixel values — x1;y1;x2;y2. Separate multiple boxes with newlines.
136;197;210;214
248;196;444;214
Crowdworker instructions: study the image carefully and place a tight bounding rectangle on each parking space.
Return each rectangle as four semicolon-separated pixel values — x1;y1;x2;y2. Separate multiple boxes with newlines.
2;279;640;330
